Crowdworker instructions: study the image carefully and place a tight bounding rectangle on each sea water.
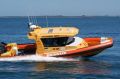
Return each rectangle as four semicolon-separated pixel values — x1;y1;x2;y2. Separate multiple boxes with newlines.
0;16;120;79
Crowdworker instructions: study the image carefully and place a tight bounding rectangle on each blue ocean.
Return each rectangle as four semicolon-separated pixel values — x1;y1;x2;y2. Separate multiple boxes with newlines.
0;16;120;79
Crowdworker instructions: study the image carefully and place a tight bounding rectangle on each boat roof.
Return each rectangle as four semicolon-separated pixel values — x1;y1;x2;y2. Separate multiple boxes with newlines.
29;27;79;38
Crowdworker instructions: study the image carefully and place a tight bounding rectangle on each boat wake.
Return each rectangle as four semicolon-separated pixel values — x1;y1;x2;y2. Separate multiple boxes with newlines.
0;55;78;62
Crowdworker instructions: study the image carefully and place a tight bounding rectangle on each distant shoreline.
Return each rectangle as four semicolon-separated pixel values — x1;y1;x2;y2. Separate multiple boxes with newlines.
0;15;120;18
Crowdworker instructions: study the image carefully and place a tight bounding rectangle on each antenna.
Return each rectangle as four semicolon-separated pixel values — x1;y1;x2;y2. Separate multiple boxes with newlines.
34;16;38;26
46;16;49;27
27;10;34;25
28;16;31;23
32;16;35;24
28;16;33;25
27;16;32;28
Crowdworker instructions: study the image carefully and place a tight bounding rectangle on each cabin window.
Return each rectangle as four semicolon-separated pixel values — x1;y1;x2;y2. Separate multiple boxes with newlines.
41;37;74;47
48;29;53;33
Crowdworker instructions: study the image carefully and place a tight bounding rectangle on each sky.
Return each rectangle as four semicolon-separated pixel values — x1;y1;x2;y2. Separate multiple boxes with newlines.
0;0;120;16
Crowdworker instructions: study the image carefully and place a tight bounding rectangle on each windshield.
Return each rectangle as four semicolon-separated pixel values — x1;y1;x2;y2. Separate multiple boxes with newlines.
41;37;74;47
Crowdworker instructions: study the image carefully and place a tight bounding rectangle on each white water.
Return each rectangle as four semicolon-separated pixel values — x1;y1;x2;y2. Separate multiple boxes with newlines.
0;55;78;62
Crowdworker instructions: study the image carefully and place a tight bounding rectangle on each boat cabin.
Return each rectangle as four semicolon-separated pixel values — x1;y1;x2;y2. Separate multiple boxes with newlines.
28;26;79;55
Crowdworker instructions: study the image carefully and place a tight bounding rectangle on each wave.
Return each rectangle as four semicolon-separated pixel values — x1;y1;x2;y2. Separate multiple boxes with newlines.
0;55;78;62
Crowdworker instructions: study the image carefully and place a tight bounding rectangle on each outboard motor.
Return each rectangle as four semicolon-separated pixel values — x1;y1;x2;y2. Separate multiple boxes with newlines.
0;42;6;54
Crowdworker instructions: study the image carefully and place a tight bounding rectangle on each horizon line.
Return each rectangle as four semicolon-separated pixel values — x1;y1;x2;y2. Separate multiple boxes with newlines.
0;15;120;17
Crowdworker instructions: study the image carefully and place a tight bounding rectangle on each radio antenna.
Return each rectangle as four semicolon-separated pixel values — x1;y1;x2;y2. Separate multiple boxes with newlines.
34;16;38;26
46;16;49;27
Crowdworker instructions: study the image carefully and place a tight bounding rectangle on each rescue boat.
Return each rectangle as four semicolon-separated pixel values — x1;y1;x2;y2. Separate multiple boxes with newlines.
0;24;113;58
17;24;113;57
